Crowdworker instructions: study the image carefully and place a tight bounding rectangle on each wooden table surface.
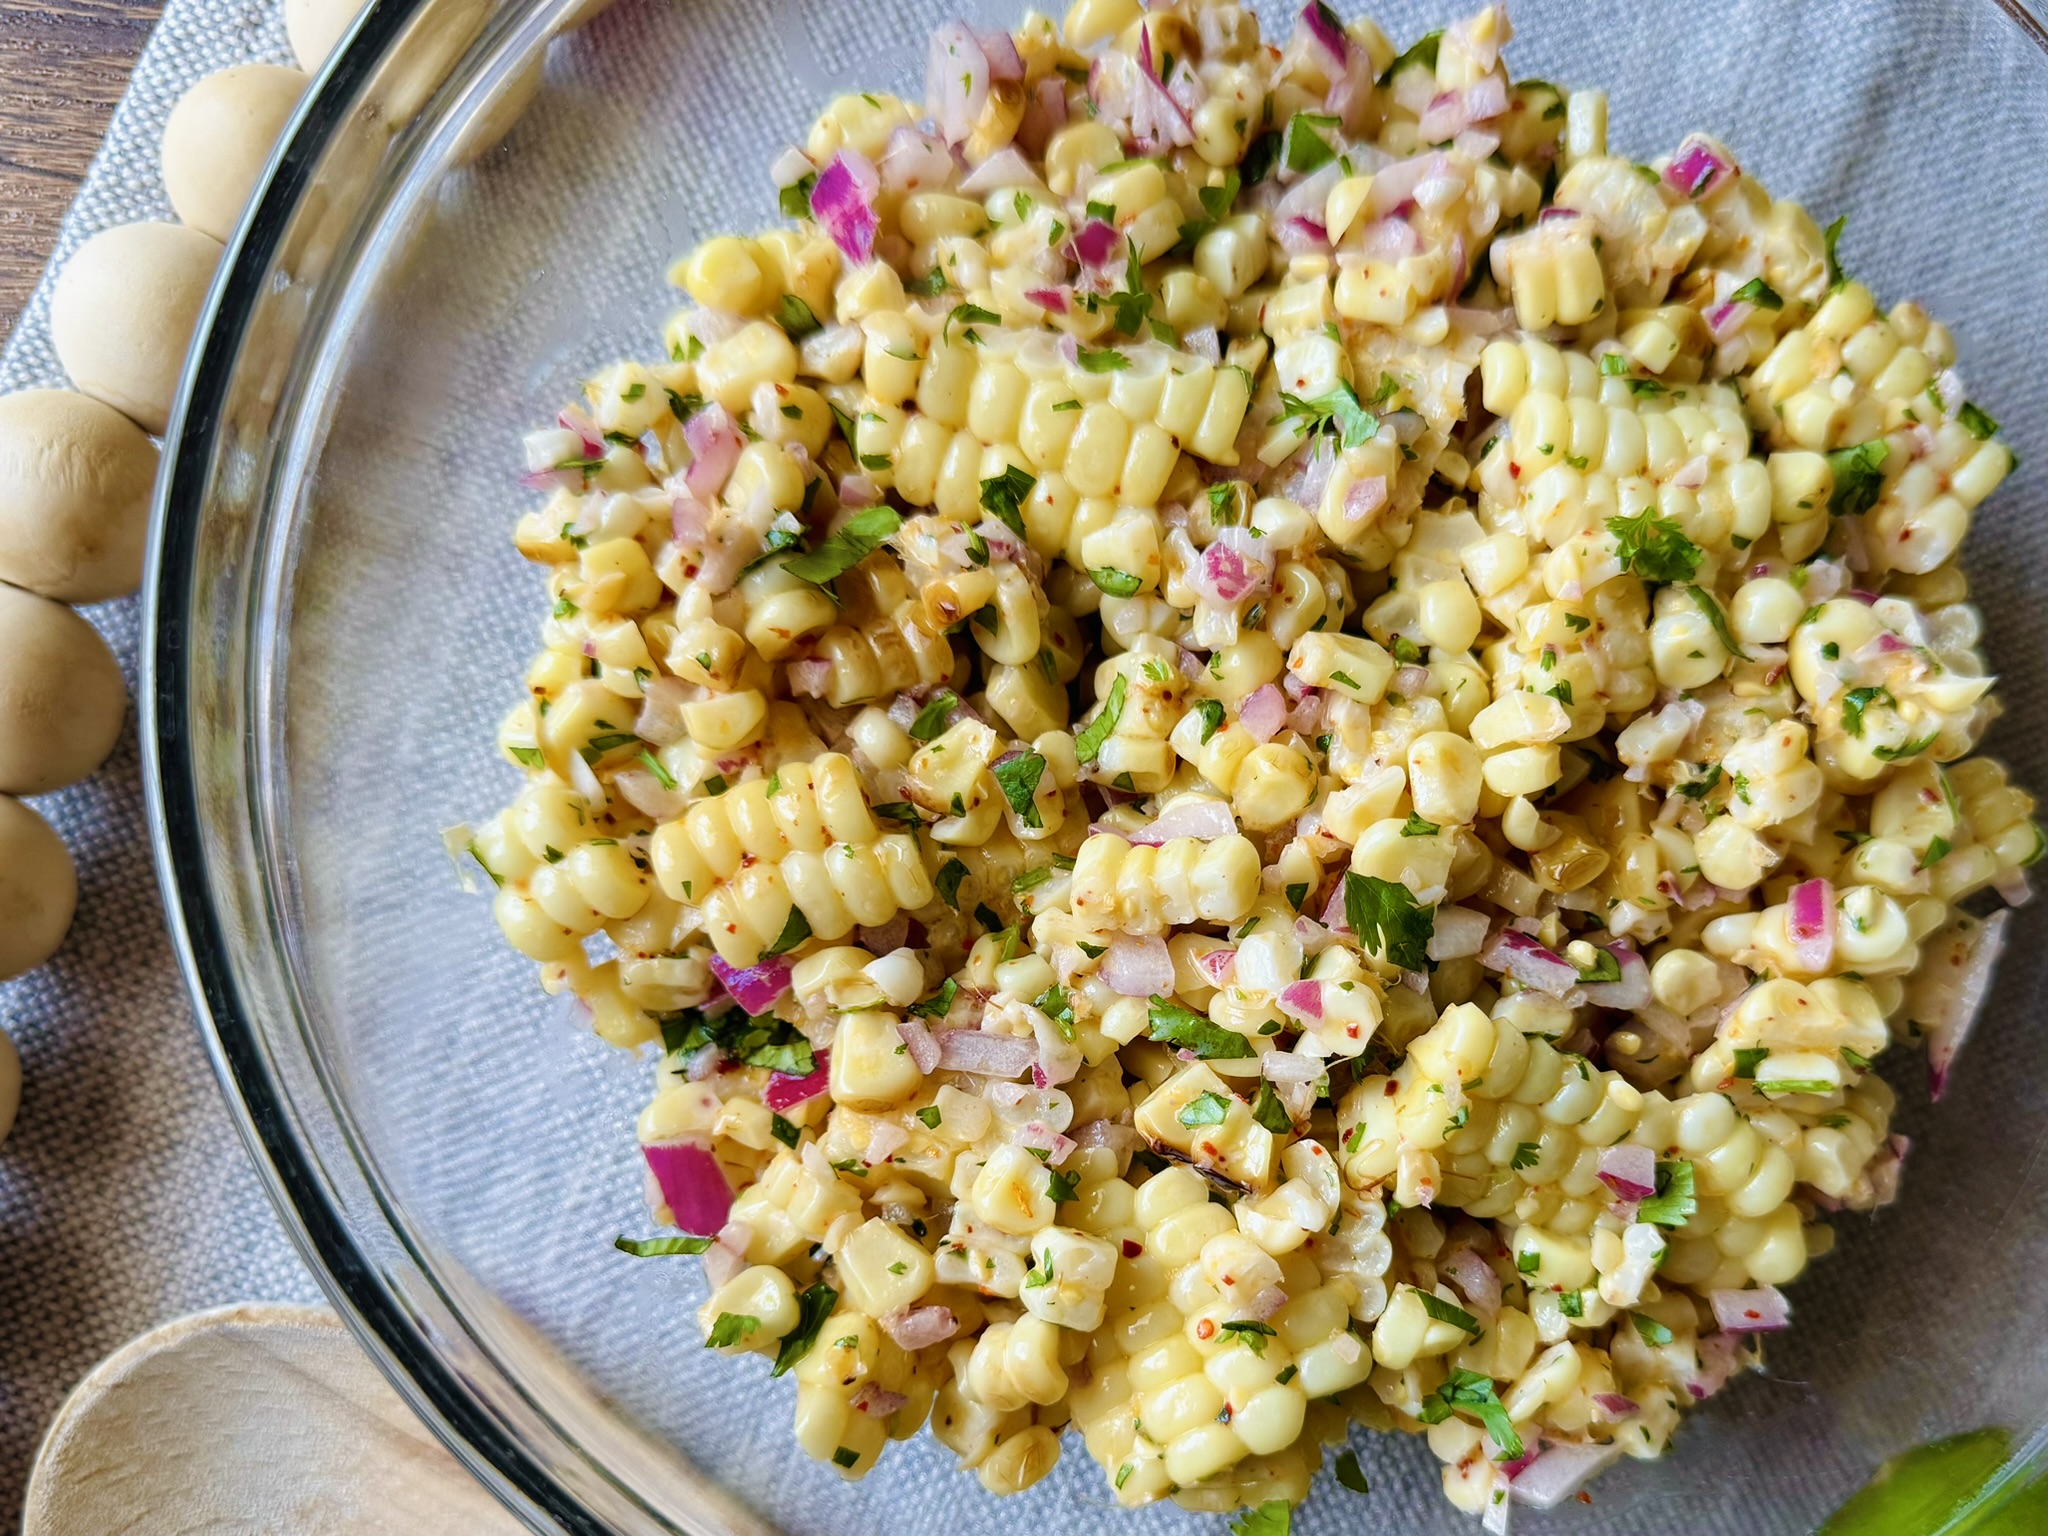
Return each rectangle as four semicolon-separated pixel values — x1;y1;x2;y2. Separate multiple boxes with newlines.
0;0;161;341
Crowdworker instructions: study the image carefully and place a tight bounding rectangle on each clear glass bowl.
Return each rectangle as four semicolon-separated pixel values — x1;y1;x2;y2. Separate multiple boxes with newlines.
144;0;2048;1530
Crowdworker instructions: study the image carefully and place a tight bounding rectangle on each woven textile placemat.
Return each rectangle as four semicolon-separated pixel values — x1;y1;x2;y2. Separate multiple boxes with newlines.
6;0;2048;1531
0;1;324;1522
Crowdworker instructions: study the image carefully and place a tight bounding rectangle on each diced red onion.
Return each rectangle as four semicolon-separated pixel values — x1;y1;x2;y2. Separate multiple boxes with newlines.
1927;909;2008;1100
832;473;879;510
769;146;813;188
642;1142;733;1236
1709;1286;1790;1333
702;1222;751;1288
1275;159;1342;221
1277;979;1324;1023
810;149;880;263
1261;1049;1323;1083
1391;663;1431;697
975;26;1022;81
1508;1440;1625;1509
1427;905;1490;962
1196;946;1236;984
1296;0;1348;64
1366;152;1444;216
789;658;831;697
857;916;910;956
614;767;690;821
866;1120;909;1164
1442;1245;1501;1319
1017;1121;1078;1165
1597;1144;1657;1202
851;1382;909;1418
1074;1118;1144;1153
1245;1283;1290;1323
555;404;603;459
1015;76;1069;157
1447;304;1511;335
1480;930;1581;997
1325;44;1373;132
565;744;606;810
1663;133;1737;200
1687;1330;1747;1401
1707;298;1753;341
892;1017;941;1074
1128;797;1237;844
1284;438;1336;511
1285;688;1325;737
1194;527;1275;604
763;1051;830;1112
669;491;710;548
633;677;691;746
683;404;744;501
880;125;956;195
1580;943;1652;1010
1592;1393;1639;1420
1183;325;1221;362
1340;475;1388;526
960;146;1047;195
518;464;586;494
926;21;989;145
1996;870;2034;908
1320;884;1348;931
710;953;795;1015
936;1029;1038;1078
1070;218;1119;266
1240;684;1287;742
1356;216;1421;262
1023;286;1069;313
882;1304;958;1350
1277;216;1330;256
1786;878;1835;973
1107;27;1194;153
1417;91;1467;143
1100;935;1175;996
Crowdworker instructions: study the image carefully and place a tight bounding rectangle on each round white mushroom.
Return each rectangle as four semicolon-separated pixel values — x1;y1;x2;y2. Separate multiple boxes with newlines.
284;0;371;71
0;582;127;796
0;795;77;982
161;65;310;244
0;390;158;603
49;222;224;436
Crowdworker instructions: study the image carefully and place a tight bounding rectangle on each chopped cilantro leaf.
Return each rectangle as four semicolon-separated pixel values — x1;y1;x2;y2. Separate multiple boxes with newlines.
770;1282;838;1376
993;752;1048;828
1344;871;1434;972
1074;673;1128;765
614;1234;713;1257
1146;997;1253;1059
1826;440;1889;518
782;506;901;586
1607;509;1703;583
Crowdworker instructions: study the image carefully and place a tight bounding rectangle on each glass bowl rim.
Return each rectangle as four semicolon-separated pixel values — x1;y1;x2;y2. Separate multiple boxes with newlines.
138;0;2048;1533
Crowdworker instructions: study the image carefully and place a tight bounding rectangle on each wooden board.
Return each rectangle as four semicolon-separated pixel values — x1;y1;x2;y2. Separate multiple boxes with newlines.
0;0;162;339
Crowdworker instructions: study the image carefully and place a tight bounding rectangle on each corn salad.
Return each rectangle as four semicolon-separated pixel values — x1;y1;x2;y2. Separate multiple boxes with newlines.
465;0;2037;1526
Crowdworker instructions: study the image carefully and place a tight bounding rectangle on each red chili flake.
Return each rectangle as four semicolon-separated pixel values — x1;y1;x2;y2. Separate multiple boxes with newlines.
1195;1318;1216;1340
1122;1239;1144;1258
1576;1491;1593;1505
1385;1080;1399;1096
